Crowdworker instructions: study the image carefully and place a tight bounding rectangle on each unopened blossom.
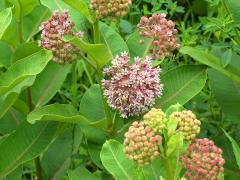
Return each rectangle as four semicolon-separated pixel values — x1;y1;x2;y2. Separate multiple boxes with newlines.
180;138;225;180
170;111;201;141
38;9;83;64
137;13;180;60
124;121;162;166
102;52;163;118
90;0;132;19
143;108;167;134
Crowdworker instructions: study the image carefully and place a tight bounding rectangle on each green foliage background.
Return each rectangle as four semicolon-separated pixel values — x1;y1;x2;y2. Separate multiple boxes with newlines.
0;0;239;179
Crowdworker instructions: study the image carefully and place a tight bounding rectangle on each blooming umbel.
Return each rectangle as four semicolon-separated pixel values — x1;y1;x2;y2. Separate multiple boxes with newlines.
102;52;163;118
137;13;180;59
180;138;225;180
124;121;162;166
38;9;82;64
90;0;132;19
170;111;201;141
143;108;167;134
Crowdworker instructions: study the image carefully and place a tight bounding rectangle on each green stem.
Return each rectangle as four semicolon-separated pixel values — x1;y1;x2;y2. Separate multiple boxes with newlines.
92;20;112;129
81;61;94;86
25;88;43;180
17;0;23;43
109;111;118;137
93;20;100;44
34;157;43;180
163;159;174;180
96;69;112;128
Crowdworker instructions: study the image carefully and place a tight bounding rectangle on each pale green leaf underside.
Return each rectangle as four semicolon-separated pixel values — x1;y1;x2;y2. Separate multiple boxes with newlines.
27;104;104;127
0;8;12;39
64;36;112;68
100;22;129;57
180;46;240;82
100;140;138;180
0;49;52;95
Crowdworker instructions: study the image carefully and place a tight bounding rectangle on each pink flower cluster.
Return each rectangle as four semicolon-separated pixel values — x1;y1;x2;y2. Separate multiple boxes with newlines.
124;121;162;166
102;52;163;118
38;10;82;64
137;13;180;60
90;0;132;19
180;138;225;180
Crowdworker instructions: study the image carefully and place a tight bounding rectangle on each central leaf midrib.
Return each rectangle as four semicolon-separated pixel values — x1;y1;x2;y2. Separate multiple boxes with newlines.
108;143;132;180
0;123;49;176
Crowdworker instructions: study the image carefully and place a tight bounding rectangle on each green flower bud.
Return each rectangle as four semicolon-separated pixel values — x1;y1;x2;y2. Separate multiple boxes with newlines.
170;110;201;141
143;108;167;134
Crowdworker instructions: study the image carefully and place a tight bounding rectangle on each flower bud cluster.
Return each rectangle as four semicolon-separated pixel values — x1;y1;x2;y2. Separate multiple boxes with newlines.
143;108;167;134
102;52;163;118
90;0;132;19
180;138;225;180
170;111;201;141
38;10;82;64
137;13;180;60
124;121;162;166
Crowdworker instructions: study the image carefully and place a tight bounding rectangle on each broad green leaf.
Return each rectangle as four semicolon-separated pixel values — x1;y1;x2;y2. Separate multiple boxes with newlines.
165;103;184;117
166;118;178;137
166;132;183;157
0;50;52;117
155;65;207;110
126;30;152;58
100;22;129;57
138;157;165;180
12;41;41;62
31;62;71;108
209;69;240;122
100;140;138;180
64;36;112;68
12;98;29;115
1;19;20;47
23;5;50;41
0;8;12;39
221;49;232;67
3;167;22;180
87;142;104;169
42;127;81;179
0;121;58;177
0;40;13;67
120;19;133;34
0;49;52;95
224;0;240;25
223;130;240;168
8;0;38;19
180;46;240;82
0;107;24;135
27;103;103;127
62;0;93;23
68;167;99;180
0;77;35;118
79;84;104;121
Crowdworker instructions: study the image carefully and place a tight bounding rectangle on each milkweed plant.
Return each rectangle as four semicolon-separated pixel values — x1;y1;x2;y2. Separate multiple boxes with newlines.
0;0;239;180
